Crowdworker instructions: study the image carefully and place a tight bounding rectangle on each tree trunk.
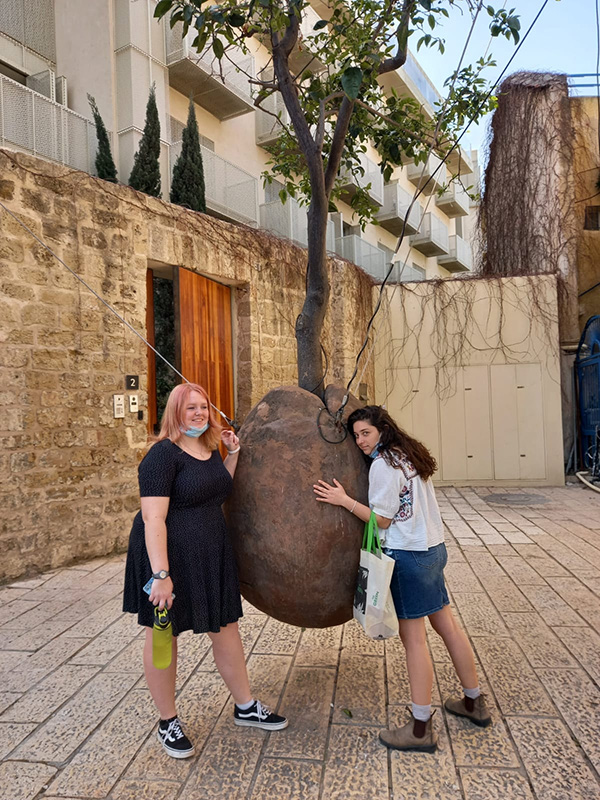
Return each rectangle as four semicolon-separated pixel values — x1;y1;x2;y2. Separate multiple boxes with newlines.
296;190;330;393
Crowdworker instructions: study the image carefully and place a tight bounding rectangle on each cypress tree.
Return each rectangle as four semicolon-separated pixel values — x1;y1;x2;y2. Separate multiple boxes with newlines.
128;84;161;197
87;94;117;183
170;98;206;213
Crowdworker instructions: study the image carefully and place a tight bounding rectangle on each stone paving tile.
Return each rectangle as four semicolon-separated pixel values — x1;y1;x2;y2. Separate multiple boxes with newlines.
1;664;99;723
60;595;125;639
460;552;508;577
0;722;37;760
341;618;384;656
537;667;600;773
174;631;211;689
508;716;600;800
249;758;321;800
2;598;42;628
451;593;510;637
518;584;587;627
544;576;600;632
552;625;600;684
180;704;267;800
482;576;535;613
460;769;535;800
501;613;578;669
253;617;301;655
388;708;463;800
0;636;90;693
109;779;182;800
0;761;57;800
295;625;342;667
12;671;137;763
332;652;386;726
266;666;335;759
68;616;140;666
472;638;555;716
45;689;156;798
322;725;388;800
494;556;548;586
444;561;484;593
0;692;21;714
102;635;145;676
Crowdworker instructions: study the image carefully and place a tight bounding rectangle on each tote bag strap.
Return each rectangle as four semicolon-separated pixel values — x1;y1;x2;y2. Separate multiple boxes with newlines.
362;511;382;555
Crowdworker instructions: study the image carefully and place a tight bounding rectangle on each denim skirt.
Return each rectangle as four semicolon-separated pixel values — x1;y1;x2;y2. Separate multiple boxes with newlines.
382;542;450;620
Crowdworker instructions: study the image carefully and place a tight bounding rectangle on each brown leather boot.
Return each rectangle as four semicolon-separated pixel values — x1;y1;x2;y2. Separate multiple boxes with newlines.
379;712;438;753
444;694;492;727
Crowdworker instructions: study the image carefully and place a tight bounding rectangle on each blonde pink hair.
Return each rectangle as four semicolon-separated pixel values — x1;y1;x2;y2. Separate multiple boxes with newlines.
155;383;223;451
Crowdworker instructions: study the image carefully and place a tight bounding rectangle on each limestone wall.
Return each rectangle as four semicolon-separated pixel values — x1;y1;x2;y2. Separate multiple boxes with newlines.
0;149;375;581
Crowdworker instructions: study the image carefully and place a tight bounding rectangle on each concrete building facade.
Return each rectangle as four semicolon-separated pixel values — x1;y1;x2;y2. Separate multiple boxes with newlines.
0;0;478;285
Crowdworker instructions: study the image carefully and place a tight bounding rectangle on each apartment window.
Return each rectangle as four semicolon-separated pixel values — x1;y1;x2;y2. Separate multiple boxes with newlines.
400;263;426;282
584;206;600;231
0;62;26;84
455;216;464;237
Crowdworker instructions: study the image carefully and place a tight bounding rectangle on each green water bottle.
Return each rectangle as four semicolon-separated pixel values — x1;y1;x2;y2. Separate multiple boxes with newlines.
152;605;173;669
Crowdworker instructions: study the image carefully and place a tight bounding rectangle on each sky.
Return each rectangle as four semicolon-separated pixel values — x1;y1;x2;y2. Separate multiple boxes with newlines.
413;0;598;162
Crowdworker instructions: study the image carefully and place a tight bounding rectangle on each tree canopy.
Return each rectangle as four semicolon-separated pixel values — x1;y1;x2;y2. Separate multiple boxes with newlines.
155;0;521;391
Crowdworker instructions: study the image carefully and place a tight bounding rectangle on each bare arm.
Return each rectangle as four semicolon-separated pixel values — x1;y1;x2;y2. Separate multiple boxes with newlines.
313;479;394;529
141;496;173;610
221;430;240;478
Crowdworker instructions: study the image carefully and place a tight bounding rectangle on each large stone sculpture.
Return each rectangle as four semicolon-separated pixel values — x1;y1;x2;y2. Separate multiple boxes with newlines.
226;385;369;627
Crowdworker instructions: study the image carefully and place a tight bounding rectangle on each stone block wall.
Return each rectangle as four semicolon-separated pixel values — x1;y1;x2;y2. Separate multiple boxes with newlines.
0;149;375;581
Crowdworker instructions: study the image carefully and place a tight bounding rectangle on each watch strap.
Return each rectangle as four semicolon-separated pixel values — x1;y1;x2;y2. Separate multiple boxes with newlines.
152;570;170;580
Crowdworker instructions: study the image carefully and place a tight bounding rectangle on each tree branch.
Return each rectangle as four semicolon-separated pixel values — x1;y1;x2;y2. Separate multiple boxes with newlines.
379;0;416;75
324;95;355;196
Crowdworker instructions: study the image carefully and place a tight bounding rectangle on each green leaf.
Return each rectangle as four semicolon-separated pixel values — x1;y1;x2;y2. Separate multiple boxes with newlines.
341;66;363;100
428;14;435;29
228;11;246;27
154;0;172;19
213;38;224;59
279;188;288;204
342;708;353;718
487;4;495;15
170;11;184;28
313;19;328;30
183;5;193;24
195;13;205;29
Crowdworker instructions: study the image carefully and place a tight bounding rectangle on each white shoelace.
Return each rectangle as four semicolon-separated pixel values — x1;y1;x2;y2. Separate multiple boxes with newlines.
165;718;185;741
255;700;271;720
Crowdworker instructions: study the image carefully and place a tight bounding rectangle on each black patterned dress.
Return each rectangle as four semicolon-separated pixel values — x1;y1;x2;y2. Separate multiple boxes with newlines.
123;439;243;635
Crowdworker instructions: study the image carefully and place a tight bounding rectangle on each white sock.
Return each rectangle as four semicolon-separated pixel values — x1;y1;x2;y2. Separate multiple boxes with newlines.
236;699;255;710
463;686;480;699
411;702;432;721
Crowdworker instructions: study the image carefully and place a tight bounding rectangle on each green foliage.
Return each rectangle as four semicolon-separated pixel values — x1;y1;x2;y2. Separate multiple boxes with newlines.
170;98;206;213
88;94;117;183
154;0;521;227
128;84;161;197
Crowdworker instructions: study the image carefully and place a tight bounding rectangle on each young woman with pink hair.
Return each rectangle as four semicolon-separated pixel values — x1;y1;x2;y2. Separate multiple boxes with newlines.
123;383;287;758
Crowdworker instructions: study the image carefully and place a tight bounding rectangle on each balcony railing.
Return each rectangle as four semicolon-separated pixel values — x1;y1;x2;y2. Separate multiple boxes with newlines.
165;25;255;120
375;182;421;236
259;196;335;251
447;146;473;176
437;235;472;273
170;141;258;226
339;152;384;207
336;234;387;281
435;181;469;218
409;212;449;256
406;153;445;195
255;91;290;148
0;73;98;173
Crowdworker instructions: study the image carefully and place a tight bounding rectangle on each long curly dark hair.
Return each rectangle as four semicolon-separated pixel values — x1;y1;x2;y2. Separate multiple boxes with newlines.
347;405;437;480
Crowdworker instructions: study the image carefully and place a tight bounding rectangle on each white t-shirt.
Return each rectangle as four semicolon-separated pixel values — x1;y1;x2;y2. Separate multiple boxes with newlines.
368;453;444;551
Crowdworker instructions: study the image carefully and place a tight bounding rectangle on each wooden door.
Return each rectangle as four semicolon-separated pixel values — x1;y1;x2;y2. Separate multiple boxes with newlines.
175;267;235;425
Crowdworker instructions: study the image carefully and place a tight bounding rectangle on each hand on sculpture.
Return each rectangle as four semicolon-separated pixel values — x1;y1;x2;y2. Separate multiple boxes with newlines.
222;429;240;453
313;478;348;506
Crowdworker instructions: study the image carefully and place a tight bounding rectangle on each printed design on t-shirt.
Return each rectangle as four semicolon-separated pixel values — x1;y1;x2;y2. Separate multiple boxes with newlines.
394;456;417;523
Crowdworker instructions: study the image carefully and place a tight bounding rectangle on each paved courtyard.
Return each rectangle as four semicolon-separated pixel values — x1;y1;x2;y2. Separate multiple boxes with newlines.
2;484;600;800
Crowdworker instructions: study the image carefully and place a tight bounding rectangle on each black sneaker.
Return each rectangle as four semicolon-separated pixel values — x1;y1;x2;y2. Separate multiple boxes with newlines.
157;716;195;758
234;700;288;731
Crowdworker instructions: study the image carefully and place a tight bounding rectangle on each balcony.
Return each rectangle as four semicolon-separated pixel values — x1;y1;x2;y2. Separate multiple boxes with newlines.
339;152;384;207
446;145;473;176
406;153;445;195
437;235;472;273
259;196;335;251
336;234;387;281
409;213;449;256
435;181;469;218
165;25;255;120
378;49;440;118
169;141;258;226
0;73;98;173
375;182;421;236
255;91;290;148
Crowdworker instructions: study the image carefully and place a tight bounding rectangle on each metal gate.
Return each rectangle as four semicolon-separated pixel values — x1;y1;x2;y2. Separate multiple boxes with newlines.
576;315;600;469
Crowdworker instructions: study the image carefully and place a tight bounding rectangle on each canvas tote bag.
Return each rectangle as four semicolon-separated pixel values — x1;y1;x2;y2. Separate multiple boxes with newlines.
353;512;399;639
